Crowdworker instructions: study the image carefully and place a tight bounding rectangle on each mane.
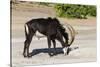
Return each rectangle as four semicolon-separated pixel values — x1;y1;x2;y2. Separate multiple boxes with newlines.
53;18;66;32
46;17;66;33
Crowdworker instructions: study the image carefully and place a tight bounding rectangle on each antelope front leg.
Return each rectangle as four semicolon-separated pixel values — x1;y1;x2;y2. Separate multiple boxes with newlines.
47;36;52;57
52;40;57;55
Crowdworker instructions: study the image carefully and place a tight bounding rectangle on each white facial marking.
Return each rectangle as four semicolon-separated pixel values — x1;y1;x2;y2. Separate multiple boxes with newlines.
63;47;68;55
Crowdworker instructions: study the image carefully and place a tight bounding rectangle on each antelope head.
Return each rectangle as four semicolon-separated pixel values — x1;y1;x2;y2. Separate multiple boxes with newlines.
62;23;76;55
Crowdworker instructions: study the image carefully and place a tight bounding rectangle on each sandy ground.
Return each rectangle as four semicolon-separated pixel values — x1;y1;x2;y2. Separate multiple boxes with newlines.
11;4;97;67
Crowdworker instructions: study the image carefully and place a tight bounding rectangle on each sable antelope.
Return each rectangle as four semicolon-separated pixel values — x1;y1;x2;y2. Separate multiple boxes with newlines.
23;17;75;57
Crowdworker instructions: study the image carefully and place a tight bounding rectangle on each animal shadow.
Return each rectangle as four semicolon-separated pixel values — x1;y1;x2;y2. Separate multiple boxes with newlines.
30;47;79;56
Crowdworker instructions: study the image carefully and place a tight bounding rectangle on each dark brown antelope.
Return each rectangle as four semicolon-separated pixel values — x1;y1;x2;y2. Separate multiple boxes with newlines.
23;17;75;58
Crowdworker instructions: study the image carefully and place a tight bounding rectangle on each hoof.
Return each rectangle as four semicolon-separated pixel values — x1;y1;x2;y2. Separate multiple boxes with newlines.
23;53;27;57
24;55;27;57
48;53;54;57
27;54;32;58
53;51;57;56
53;53;57;56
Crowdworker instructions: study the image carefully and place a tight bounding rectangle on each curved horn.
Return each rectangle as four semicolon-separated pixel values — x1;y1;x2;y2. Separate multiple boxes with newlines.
65;24;76;46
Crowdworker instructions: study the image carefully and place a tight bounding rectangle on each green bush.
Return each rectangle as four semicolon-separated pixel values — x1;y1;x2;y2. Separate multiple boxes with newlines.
54;4;96;19
39;2;49;6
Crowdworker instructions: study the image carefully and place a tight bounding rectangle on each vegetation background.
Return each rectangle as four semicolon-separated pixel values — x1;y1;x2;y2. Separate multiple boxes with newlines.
11;0;96;19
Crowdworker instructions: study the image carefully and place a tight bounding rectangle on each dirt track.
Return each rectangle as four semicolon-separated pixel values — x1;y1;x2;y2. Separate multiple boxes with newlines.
11;5;96;66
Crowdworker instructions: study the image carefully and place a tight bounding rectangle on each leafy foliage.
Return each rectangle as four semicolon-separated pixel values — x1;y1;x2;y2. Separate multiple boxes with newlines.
54;4;96;19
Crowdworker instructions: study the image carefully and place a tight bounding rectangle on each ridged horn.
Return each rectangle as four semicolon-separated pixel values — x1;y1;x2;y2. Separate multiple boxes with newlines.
65;24;76;46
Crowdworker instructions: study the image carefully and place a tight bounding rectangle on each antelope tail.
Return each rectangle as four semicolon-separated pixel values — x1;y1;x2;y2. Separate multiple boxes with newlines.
24;23;29;39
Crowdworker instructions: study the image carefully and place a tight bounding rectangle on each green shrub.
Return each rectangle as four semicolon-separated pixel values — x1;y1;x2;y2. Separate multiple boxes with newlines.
54;4;96;19
39;2;49;6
